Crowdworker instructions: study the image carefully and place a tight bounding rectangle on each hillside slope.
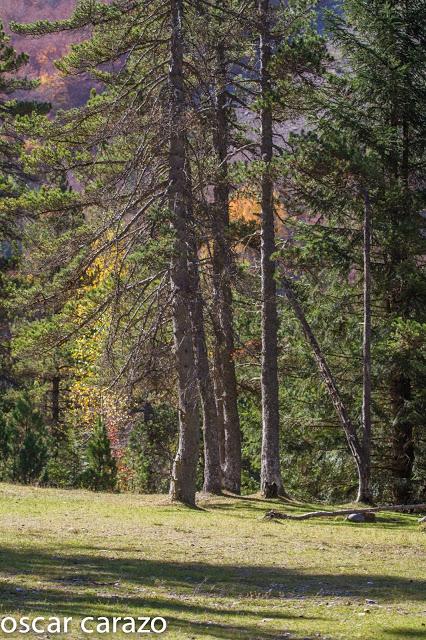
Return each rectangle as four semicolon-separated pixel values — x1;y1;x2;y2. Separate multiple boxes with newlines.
2;0;92;108
2;0;338;108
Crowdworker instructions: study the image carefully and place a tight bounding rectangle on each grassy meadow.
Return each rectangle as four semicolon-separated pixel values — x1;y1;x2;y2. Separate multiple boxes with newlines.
0;483;425;639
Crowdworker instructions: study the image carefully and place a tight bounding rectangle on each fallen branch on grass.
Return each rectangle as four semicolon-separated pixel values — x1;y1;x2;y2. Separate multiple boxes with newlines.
264;503;426;521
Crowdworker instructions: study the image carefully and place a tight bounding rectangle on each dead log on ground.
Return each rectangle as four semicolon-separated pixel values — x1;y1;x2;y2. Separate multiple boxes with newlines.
265;503;426;521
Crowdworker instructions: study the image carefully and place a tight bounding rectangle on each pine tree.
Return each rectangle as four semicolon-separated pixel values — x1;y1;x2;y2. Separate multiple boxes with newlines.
281;0;426;502
7;395;48;484
125;404;177;493
325;0;425;502
12;0;425;505
250;0;327;497
12;0;208;505
207;1;247;495
83;416;117;492
0;22;36;391
258;0;285;498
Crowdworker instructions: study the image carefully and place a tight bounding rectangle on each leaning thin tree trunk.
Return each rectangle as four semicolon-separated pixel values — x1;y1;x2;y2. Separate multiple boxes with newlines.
259;0;284;498
211;38;242;494
280;275;367;502
359;188;372;503
168;0;200;506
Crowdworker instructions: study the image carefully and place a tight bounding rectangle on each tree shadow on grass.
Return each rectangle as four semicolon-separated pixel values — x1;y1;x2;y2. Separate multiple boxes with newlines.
309;516;416;530
223;494;319;510
0;546;424;638
0;580;319;636
384;630;426;638
0;545;424;601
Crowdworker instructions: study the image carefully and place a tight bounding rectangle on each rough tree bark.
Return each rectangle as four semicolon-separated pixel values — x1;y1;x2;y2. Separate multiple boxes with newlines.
280;276;368;502
52;375;60;425
388;114;415;504
359;188;373;503
391;374;414;503
189;258;222;495
0;269;12;392
186;167;222;495
168;0;200;506
213;345;226;471
259;0;285;498
211;38;241;494
50;373;63;443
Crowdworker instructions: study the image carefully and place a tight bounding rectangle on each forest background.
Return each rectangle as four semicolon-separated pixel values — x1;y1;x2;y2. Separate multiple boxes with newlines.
0;0;425;507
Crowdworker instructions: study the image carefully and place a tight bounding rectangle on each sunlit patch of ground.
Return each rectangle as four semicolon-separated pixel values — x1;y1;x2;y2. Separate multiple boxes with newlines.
0;484;425;639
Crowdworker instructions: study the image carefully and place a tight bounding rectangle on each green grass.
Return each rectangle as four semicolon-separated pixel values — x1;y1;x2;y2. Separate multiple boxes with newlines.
0;483;425;639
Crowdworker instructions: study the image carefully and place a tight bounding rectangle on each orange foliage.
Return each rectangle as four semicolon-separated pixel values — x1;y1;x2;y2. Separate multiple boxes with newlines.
230;197;260;223
229;194;288;235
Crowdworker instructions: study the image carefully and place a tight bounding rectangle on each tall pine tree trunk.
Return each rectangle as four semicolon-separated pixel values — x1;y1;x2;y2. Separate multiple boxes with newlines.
211;41;241;494
390;374;414;503
186;166;222;495
0;267;12;392
213;344;226;471
189;253;222;495
168;0;200;506
259;0;284;498
50;373;63;443
388;116;414;503
52;375;60;425
358;188;372;503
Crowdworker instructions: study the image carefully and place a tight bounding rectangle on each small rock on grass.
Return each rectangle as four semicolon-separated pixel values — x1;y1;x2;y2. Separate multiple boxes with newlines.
418;516;426;524
346;512;376;523
347;513;365;523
